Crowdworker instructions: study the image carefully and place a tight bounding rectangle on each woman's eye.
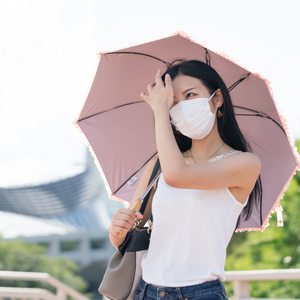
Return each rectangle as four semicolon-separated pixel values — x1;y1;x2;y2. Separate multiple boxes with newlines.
186;93;195;98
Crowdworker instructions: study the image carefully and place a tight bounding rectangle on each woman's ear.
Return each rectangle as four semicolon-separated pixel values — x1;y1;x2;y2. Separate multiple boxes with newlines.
215;88;224;108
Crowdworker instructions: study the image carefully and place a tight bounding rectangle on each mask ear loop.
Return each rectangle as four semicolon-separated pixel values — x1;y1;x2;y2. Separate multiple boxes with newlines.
208;90;217;101
208;91;218;114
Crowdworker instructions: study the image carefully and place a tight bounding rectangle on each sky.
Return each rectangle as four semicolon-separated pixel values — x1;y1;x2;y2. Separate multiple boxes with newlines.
0;0;299;187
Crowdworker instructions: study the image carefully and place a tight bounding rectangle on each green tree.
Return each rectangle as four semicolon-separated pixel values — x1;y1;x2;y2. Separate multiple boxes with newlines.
224;140;300;298
0;238;93;299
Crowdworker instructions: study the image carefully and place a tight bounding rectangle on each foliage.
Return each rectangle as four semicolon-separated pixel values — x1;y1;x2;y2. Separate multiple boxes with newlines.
224;140;300;298
0;238;93;299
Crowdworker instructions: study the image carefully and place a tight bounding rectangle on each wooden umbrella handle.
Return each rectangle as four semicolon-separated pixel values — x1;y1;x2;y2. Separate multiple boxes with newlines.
118;200;142;238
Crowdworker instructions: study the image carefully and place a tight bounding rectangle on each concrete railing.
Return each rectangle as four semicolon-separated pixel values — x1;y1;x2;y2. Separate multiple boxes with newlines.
0;271;90;300
224;269;300;300
1;269;299;300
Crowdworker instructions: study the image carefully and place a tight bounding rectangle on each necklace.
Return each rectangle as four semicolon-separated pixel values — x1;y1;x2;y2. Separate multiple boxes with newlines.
190;142;225;164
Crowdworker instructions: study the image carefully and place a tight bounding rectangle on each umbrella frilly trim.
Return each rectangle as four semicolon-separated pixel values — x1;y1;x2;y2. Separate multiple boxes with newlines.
98;31;207;58
234;73;300;233
98;32;179;56
252;72;300;171
235;165;298;233
256;73;299;232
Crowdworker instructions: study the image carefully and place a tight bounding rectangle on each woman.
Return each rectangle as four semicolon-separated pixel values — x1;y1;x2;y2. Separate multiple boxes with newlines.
109;60;262;299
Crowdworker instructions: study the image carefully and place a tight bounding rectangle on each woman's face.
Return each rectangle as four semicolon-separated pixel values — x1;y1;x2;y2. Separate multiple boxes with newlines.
170;74;216;113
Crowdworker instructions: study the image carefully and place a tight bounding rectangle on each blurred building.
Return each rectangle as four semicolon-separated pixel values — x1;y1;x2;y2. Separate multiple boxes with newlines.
0;150;123;298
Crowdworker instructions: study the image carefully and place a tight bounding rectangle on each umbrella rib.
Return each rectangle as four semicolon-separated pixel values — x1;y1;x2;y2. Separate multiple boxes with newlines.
228;73;251;92
235;113;285;134
113;152;159;195
103;51;168;65
233;105;260;114
204;48;211;66
228;75;285;132
77;101;145;122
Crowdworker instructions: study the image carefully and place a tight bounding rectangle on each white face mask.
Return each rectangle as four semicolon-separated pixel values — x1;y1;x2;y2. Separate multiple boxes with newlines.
169;91;217;140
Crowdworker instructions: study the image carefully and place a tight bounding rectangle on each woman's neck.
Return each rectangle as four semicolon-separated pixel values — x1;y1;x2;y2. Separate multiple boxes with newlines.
189;121;231;163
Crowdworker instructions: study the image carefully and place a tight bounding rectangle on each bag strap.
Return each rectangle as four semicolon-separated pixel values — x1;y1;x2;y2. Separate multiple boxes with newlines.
139;158;161;216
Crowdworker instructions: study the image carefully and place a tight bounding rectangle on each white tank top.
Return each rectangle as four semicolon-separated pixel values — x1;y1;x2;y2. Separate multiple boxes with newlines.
141;150;248;287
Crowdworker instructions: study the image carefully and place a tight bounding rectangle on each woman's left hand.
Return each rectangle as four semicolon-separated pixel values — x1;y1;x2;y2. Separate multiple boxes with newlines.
140;70;173;115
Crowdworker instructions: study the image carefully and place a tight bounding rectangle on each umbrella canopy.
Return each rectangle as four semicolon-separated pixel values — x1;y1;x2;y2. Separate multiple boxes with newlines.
75;33;300;232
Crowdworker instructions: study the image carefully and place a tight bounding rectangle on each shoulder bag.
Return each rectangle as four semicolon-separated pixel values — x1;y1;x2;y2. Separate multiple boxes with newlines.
98;158;161;300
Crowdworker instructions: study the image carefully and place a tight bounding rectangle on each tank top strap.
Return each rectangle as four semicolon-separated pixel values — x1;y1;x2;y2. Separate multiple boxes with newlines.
210;150;243;162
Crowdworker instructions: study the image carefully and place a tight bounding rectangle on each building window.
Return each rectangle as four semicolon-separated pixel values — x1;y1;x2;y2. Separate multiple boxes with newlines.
90;239;106;249
60;240;79;252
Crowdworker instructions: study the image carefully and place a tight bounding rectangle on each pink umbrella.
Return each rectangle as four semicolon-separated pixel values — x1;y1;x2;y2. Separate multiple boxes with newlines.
75;33;300;232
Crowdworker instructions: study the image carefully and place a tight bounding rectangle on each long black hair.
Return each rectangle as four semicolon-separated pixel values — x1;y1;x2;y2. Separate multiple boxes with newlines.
161;59;262;227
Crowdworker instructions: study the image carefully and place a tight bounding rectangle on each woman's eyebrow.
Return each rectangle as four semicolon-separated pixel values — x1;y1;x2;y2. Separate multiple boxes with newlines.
182;87;197;94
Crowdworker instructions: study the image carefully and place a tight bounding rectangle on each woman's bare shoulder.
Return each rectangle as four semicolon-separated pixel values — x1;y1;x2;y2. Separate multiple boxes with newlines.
239;151;261;165
224;150;261;169
230;151;262;183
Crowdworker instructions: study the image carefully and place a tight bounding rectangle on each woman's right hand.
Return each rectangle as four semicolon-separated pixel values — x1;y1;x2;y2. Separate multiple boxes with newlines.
108;157;158;248
109;207;144;237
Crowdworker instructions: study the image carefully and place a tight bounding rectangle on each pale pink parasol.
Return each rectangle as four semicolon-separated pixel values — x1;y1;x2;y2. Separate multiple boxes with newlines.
75;33;300;232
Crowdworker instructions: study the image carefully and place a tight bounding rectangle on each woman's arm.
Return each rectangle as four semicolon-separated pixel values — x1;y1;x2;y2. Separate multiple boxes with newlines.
109;156;158;249
165;151;261;190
